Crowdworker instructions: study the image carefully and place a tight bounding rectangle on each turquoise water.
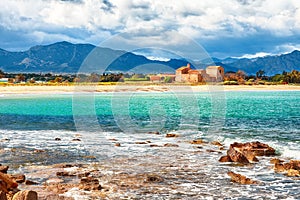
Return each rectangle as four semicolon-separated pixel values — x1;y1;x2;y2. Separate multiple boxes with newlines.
0;91;299;198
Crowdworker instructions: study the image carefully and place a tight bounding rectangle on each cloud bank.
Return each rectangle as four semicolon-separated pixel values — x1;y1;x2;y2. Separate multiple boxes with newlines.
0;0;299;58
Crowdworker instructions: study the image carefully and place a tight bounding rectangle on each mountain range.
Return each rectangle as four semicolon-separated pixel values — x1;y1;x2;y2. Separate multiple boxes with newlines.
0;41;299;75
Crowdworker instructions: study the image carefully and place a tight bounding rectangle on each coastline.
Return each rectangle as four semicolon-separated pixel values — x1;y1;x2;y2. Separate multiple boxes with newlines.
0;84;299;95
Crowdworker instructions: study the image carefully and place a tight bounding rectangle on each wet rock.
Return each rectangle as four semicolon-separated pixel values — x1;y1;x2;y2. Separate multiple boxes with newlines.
72;138;81;142
270;158;284;164
189;139;206;145
219;141;274;164
33;149;45;153
12;190;37;200
79;177;102;191
219;155;232;162
211;141;222;146
54;138;61;141
227;171;258;184
227;145;251;164
114;143;121;147
0;172;18;191
56;171;75;177
24;180;38;185
149;144;161;147
0;191;6;200
287;169;300;177
163;143;179;147
10;174;26;183
0;166;9;174
135;141;148;145
165;133;179;138
147;131;160;135
274;160;300;176
145;175;163;183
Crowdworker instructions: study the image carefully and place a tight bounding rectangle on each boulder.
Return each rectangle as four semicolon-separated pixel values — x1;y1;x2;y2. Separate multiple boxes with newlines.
270;158;284;164
147;131;160;135
0;166;8;174
12;190;37;200
227;171;258;184
79;177;102;191
114;143;121;147
0;191;6;200
211;141;222;146
189;139;207;145
0;172;18;190
273;160;300;176
219;156;232;162
163;143;179;147
219;141;275;164
287;169;300;177
10;174;26;183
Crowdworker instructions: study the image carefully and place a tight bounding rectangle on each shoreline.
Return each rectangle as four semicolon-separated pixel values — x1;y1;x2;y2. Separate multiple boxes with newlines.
0;84;299;95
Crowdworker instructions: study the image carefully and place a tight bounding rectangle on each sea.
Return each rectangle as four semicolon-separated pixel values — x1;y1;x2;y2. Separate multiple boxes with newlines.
0;89;299;199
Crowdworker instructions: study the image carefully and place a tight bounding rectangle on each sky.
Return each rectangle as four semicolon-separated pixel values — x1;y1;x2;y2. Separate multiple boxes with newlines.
0;0;300;59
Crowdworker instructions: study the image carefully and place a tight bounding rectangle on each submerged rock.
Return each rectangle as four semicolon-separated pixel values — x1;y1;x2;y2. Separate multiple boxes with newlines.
227;171;259;184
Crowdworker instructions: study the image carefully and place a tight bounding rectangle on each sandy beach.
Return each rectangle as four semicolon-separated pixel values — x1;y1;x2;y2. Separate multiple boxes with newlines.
0;84;299;94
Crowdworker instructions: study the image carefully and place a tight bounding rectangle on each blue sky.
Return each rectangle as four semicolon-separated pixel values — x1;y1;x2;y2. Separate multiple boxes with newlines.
0;0;300;59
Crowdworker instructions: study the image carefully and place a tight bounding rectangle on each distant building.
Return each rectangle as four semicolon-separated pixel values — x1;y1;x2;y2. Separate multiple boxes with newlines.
175;64;224;83
149;74;176;83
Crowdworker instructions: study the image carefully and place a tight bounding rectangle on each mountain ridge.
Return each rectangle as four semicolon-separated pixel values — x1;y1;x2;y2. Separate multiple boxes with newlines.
0;41;299;74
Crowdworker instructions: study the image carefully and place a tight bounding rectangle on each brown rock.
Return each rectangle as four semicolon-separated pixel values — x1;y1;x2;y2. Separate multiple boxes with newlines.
219;155;232;162
56;172;75;177
0;172;18;190
72;138;81;141
114;143;121;147
33;149;45;153
79;177;102;191
54;138;61;141
243;141;276;156
189;139;206;144
10;174;26;183
163;143;179;147
227;145;250;164
12;190;38;200
145;174;163;183
135;141;148;144
0;191;6;200
147;131;160;135
290;160;300;170
274;163;286;172
227;171;258;184
211;141;222;146
166;133;179;138
149;144;161;147
24;180;38;185
0;166;8;174
286;169;300;177
270;158;284;164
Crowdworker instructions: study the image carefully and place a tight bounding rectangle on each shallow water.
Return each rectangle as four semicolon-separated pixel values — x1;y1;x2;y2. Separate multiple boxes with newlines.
0;91;299;199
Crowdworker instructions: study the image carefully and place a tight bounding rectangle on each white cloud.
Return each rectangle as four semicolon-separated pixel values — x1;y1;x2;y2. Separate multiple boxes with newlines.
0;0;299;56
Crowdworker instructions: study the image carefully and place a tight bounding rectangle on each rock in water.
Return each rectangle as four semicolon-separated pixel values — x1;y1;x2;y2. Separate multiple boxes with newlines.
227;171;258;184
0;191;7;200
12;190;38;200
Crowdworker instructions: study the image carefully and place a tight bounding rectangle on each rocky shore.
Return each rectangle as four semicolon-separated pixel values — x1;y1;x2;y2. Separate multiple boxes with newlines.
1;134;299;199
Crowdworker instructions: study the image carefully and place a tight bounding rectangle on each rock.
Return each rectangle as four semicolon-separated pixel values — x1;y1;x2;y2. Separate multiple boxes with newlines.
189;139;206;144
150;144;161;147
114;143;121;147
274;160;300;176
219;156;232;162
219;141;274;164
33;149;45;153
135;141;148;144
0;166;8;174
163;143;179;147
0;172;18;190
72;138;81;141
24;180;38;185
10;174;26;183
166;133;179;138
147;131;160;135
270;158;284;164
12;190;38;200
227;145;250;164
211;141;222;146
0;191;6;200
54;138;61;141
79;177;102;191
227;171;258;184
145;174;163;183
286;169;300;177
56;171;75;177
